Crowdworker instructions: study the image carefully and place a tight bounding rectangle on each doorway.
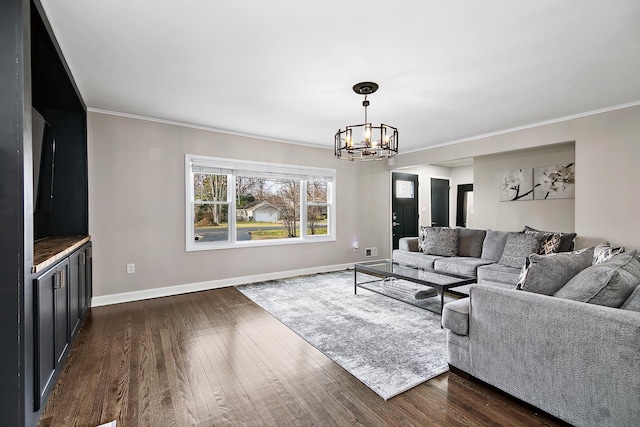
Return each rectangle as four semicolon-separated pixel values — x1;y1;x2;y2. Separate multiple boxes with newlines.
456;184;473;227
391;172;419;250
430;178;450;227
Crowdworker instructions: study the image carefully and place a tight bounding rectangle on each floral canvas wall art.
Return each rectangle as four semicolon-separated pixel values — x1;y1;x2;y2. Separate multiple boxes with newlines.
534;163;575;199
499;168;533;201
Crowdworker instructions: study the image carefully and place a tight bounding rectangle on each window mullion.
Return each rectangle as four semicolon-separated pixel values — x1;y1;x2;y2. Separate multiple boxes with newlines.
229;173;237;243
300;180;308;239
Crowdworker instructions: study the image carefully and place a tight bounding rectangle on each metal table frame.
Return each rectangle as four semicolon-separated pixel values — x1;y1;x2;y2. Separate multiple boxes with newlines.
354;260;475;314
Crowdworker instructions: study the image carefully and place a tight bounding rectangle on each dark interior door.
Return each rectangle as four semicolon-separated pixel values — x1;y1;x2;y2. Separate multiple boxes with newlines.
430;178;450;227
392;172;419;249
456;183;473;227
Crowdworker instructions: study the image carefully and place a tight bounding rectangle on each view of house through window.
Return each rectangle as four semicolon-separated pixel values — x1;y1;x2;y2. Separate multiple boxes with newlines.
187;155;335;250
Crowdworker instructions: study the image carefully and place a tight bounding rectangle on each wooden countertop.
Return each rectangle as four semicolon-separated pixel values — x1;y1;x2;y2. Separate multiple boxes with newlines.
33;235;91;274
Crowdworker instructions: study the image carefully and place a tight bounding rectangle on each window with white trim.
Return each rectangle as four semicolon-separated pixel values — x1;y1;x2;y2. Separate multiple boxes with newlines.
186;155;336;251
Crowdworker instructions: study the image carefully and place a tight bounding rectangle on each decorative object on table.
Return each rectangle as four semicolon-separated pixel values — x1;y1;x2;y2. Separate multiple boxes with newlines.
499;168;533;201
237;271;448;400
380;277;438;299
334;82;398;161
534;163;575;199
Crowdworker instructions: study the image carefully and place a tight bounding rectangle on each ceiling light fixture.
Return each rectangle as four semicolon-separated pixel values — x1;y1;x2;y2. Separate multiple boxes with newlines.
335;82;398;161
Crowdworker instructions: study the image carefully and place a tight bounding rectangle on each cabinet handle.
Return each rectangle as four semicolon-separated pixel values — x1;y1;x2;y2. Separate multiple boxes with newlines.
53;270;65;290
86;247;92;259
80;252;86;265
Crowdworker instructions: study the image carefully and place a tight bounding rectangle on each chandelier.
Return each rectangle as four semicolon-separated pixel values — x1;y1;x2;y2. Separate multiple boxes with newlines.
334;82;398;161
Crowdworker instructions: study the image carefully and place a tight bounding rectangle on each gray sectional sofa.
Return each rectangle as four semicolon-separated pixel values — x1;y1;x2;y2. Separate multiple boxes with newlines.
439;243;640;426
392;226;576;290
394;226;640;425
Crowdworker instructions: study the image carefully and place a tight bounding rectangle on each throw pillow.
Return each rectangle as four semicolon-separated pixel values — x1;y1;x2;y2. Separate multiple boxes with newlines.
457;228;486;258
554;250;640;307
523;225;577;252
421;227;459;256
516;248;594;295
621;285;640;312
525;230;562;255
480;230;511;261
417;226;431;253
593;241;625;265
498;233;541;269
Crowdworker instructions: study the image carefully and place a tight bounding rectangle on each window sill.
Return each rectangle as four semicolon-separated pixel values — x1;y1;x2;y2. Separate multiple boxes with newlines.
186;235;336;252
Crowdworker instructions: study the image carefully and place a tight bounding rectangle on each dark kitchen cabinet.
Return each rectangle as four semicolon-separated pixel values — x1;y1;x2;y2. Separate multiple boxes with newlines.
34;259;69;411
33;241;92;412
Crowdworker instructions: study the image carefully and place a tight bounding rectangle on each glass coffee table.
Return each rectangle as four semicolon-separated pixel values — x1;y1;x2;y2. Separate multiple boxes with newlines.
354;260;475;314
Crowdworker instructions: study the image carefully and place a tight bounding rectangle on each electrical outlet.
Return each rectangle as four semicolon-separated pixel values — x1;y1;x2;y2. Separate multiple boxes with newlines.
126;263;135;274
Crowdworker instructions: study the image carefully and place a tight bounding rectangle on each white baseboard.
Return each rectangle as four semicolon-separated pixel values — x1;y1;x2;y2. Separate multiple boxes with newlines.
91;263;354;307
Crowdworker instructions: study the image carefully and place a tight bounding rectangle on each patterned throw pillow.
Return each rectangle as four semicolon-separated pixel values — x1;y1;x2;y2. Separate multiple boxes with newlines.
498;233;541;269
417;226;430;253
593;241;625;265
421;227;460;256
523;225;577;252
524;230;562;255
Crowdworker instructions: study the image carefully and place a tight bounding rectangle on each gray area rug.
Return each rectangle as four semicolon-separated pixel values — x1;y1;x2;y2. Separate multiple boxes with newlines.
236;270;449;400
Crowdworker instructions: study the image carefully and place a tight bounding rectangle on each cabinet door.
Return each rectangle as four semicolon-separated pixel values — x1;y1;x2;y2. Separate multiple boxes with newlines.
68;250;82;338
54;265;68;365
34;268;56;411
34;259;68;410
83;243;92;315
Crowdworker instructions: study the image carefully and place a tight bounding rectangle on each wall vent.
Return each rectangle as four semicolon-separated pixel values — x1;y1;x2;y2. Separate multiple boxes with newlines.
365;247;378;257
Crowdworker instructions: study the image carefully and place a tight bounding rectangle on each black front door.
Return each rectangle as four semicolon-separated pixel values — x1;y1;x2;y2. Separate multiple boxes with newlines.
392;172;419;250
430;178;450;227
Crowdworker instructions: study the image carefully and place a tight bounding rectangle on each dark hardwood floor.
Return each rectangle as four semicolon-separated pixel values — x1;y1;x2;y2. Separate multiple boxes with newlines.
38;286;566;427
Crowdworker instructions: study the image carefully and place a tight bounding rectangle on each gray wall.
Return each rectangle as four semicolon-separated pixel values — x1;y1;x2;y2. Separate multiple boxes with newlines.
471;142;575;231
88;112;389;302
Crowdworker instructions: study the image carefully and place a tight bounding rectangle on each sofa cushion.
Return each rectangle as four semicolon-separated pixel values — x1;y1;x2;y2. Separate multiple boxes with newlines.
523;225;576;252
554;250;640;307
420;226;460;256
399;237;419;252
516;248;594;295
434;257;495;277
480;230;510;261
498;232;541;269
621;285;640;312
442;298;470;336
593;241;625;265
477;263;521;286
458;228;487;258
392;249;442;270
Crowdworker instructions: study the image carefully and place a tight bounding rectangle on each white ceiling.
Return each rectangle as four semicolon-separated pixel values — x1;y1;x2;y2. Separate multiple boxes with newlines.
40;0;640;153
